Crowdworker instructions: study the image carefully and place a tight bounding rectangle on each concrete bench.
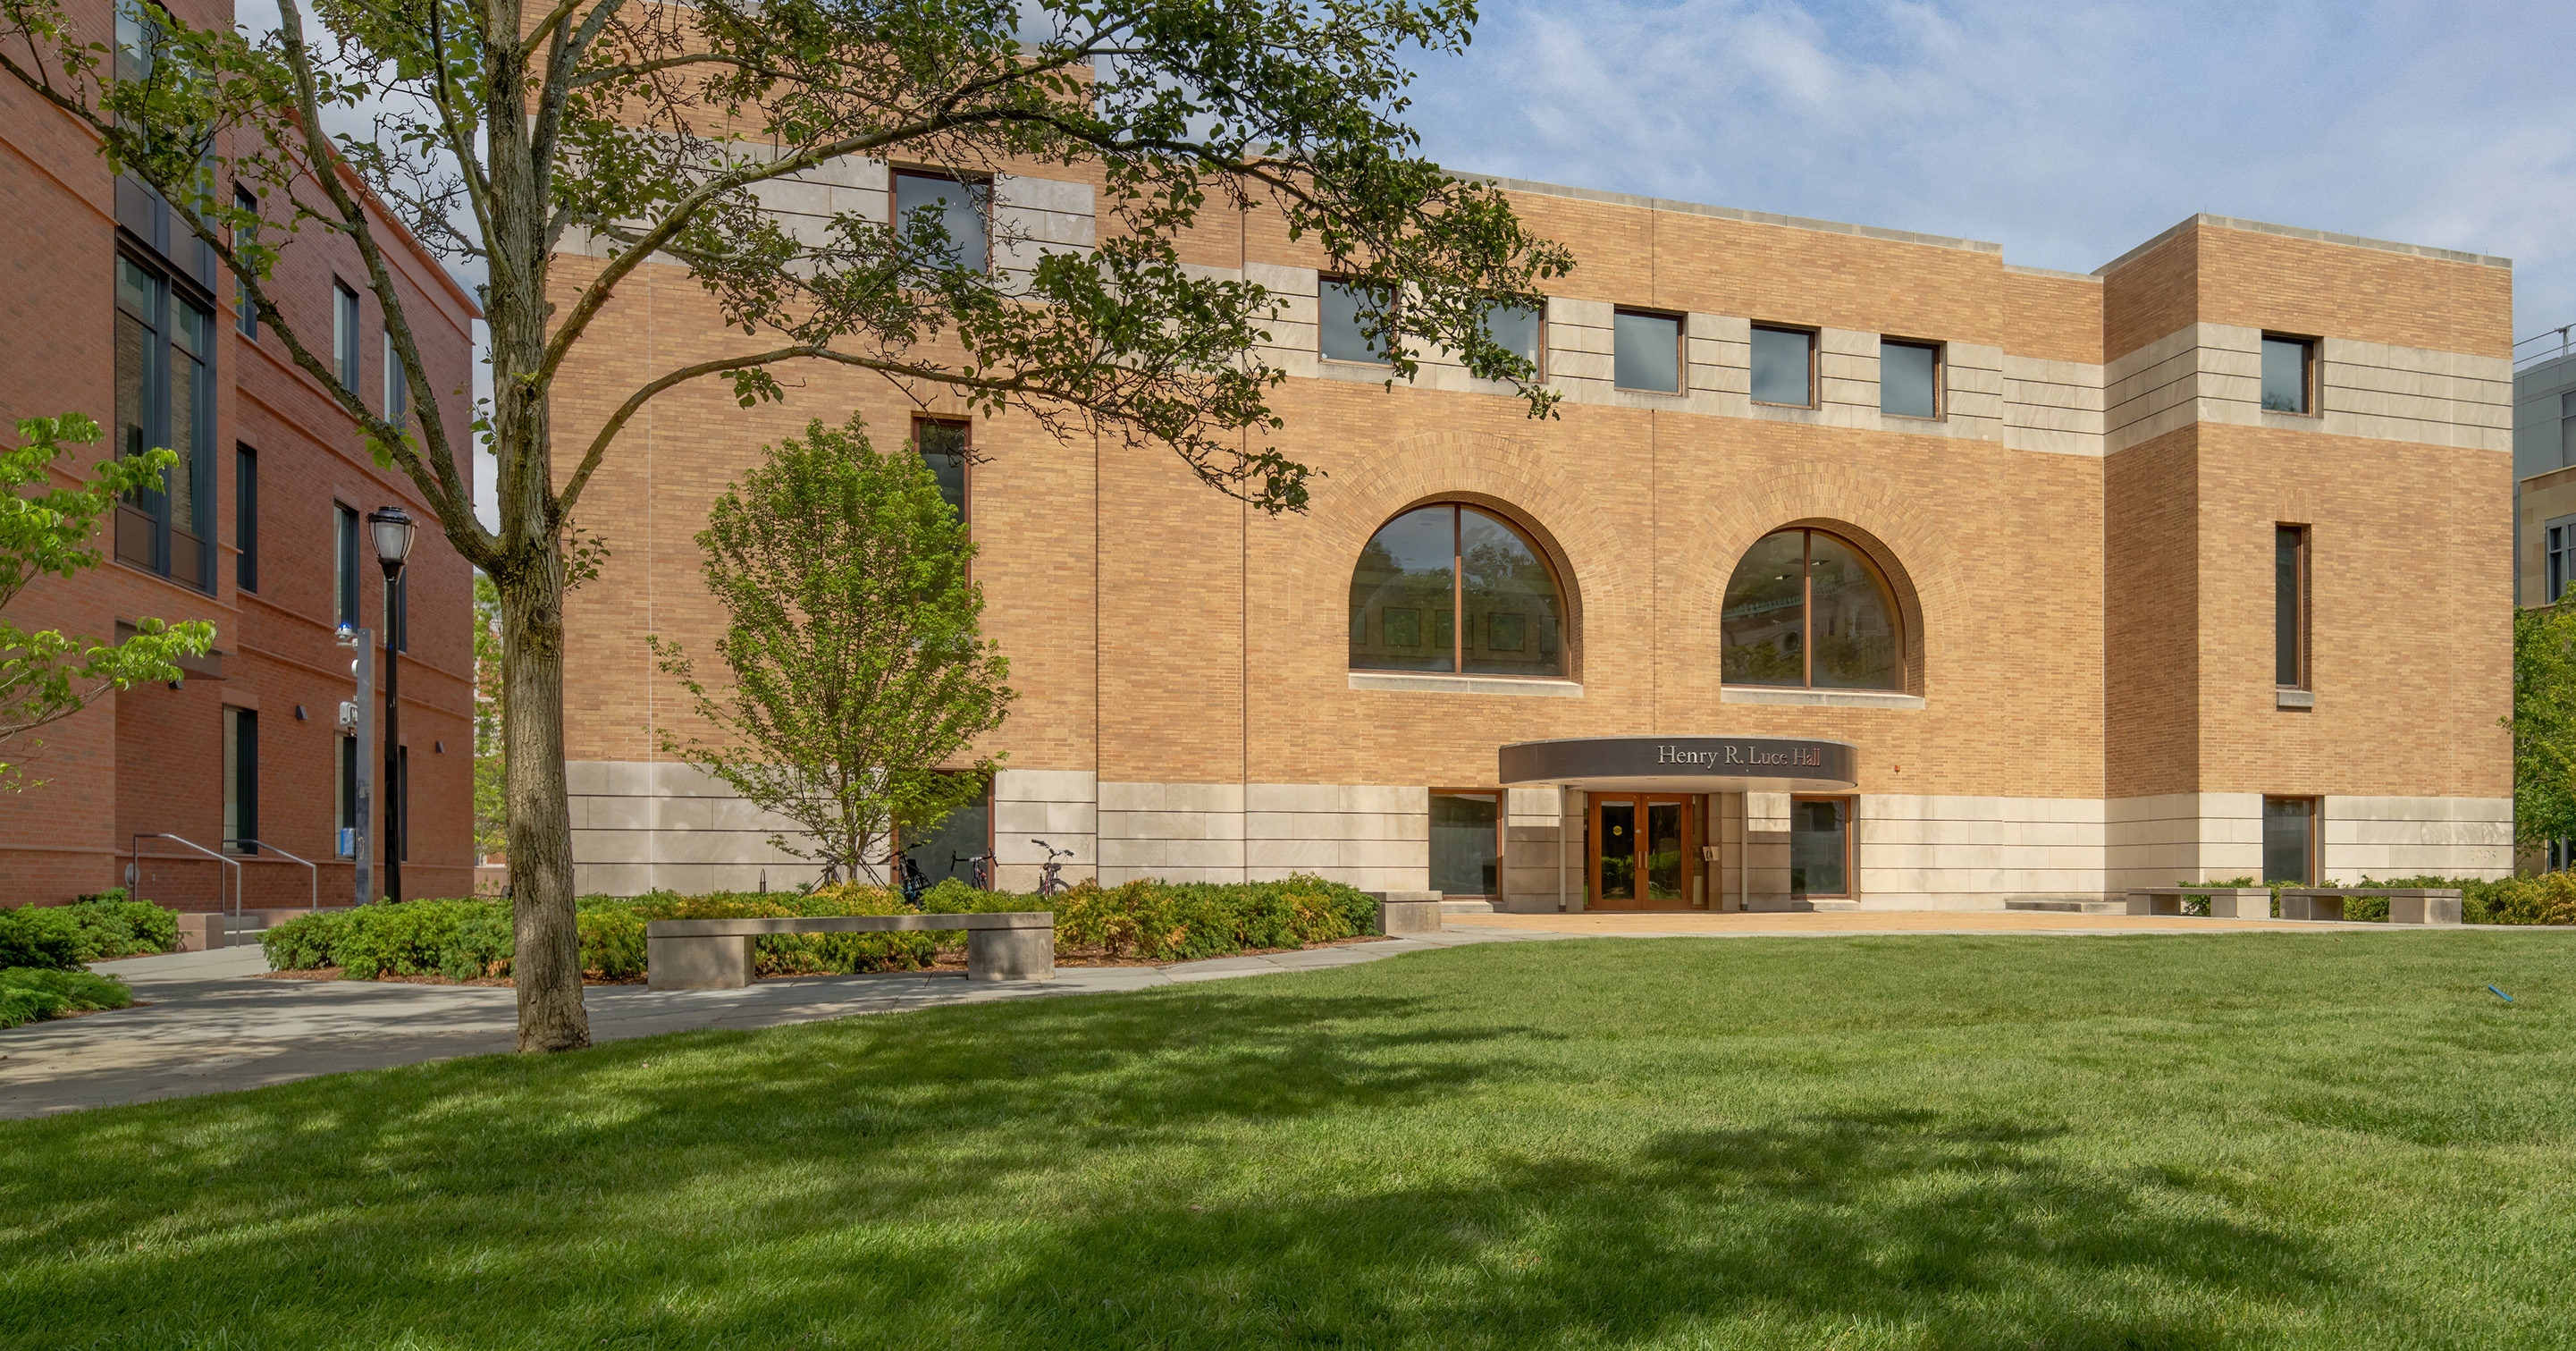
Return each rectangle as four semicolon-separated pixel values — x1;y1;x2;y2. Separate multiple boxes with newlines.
2278;888;2462;925
2126;887;2271;919
1370;891;1443;935
645;912;1055;990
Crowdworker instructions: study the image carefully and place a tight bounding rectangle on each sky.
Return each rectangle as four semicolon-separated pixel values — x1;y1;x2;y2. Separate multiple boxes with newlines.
1403;0;2576;343
450;0;2574;525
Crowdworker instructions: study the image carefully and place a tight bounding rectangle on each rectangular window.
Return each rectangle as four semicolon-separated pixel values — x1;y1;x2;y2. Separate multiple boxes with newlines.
2261;334;2314;415
2276;525;2308;688
1880;339;1940;418
233;186;258;338
1752;325;1815;407
223;707;257;852
2262;797;2316;884
334;282;360;388
915;418;969;523
2561;391;2576;469
1485;302;1544;378
114;0;158;82
1319;277;1386;365
234;444;257;592
383;331;407;429
336;504;361;629
2547;515;2576;605
893;170;989;272
1612;309;1681;393
1429;790;1502;899
113;251;214;590
899;778;992;886
1789;796;1852;896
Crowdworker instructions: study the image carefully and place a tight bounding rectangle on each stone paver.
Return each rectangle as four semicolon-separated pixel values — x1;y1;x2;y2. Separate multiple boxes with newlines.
1;911;2542;1119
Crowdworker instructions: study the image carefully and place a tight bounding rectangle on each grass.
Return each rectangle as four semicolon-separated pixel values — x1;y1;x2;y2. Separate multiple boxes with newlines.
4;931;2575;1348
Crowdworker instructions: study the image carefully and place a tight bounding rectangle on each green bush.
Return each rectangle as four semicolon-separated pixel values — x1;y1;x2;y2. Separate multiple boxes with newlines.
0;967;134;1028
0;896;181;969
261;909;357;970
1050;873;1375;961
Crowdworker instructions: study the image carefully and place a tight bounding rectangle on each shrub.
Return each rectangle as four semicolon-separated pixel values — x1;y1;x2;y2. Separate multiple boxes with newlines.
262;909;358;970
0;896;181;969
1050;874;1376;961
0;967;133;1028
441;909;516;981
0;908;84;970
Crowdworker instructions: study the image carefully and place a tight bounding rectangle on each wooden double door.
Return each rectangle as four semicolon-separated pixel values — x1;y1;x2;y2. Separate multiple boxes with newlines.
1590;794;1696;909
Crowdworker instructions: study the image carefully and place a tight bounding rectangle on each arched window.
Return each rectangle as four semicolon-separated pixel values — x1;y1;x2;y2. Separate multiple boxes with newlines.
1721;528;1902;689
1351;504;1566;678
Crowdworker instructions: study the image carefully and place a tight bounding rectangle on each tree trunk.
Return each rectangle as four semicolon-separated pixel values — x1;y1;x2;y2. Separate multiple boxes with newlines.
499;549;590;1051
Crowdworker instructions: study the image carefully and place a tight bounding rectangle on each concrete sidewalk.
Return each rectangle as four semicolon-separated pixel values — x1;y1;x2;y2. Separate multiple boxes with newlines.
3;909;2531;1119
0;929;1524;1119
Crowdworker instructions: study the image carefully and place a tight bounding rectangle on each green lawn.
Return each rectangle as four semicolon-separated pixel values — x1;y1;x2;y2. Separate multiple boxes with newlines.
5;933;2575;1348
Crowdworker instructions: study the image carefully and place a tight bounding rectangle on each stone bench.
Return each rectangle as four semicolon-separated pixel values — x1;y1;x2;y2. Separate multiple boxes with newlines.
1370;891;1443;935
2126;888;2271;919
645;912;1055;991
2277;888;2462;925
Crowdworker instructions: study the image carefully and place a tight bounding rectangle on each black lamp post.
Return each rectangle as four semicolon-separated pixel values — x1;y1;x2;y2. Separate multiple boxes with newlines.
367;505;417;902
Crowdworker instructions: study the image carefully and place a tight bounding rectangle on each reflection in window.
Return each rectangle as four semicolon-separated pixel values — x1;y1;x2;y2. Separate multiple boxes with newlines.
114;253;212;588
1881;339;1939;418
1752;325;1814;406
895;171;988;272
1321;278;1386;364
1721;528;1900;689
1485;302;1543;377
903;779;992;886
2262;797;2314;883
1789;797;1850;895
917;419;968;522
1350;504;1565;678
2261;335;2312;414
1430;792;1500;897
1613;309;1679;393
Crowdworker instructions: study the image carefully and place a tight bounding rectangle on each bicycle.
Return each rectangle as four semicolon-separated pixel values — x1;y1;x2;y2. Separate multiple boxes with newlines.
951;850;996;891
1032;839;1074;897
897;854;930;910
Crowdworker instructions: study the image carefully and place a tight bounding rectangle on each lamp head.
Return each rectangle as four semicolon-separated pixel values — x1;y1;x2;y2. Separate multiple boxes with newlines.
366;505;417;573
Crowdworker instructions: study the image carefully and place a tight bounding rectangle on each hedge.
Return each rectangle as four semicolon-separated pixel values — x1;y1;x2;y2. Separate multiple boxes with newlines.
2166;874;2576;924
261;874;1382;983
0;892;181;970
0;967;134;1028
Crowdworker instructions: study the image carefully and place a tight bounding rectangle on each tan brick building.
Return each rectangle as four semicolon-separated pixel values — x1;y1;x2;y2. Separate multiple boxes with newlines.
552;173;2513;909
0;0;479;908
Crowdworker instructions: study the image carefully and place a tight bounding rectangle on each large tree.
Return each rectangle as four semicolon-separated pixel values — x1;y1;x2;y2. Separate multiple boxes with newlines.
652;415;1012;887
0;0;1570;1049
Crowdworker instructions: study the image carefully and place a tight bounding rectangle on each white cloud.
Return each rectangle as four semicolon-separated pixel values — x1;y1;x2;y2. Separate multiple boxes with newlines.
1410;0;2576;348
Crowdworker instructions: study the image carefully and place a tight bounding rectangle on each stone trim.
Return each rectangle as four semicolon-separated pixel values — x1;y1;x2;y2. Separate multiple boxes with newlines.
2096;213;2511;277
1348;672;1583;698
1721;687;1924;710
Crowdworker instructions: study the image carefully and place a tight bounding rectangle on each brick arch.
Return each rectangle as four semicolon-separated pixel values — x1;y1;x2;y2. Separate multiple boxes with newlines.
1693;463;1965;697
1305;429;1623;681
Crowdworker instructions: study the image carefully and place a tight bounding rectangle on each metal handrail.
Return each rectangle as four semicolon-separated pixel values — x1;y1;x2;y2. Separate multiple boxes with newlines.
225;840;320;911
129;833;242;918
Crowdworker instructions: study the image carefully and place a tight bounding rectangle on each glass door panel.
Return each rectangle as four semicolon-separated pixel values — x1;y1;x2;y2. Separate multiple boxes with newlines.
1597;799;1637;901
1645;801;1687;902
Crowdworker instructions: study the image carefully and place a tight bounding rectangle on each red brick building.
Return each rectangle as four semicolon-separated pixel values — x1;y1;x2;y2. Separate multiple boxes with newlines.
0;0;479;908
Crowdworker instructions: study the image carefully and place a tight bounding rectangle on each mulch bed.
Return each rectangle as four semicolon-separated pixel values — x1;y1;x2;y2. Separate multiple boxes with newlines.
255;933;1398;989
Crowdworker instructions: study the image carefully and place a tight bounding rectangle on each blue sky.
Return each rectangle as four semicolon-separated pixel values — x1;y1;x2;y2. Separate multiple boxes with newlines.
1401;0;2576;353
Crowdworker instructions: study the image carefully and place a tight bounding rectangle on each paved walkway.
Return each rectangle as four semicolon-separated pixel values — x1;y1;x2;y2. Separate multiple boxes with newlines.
0;909;2513;1119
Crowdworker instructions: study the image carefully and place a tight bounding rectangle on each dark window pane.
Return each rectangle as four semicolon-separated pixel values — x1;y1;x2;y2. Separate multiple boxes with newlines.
339;734;358;839
1752;325;1813;405
1349;506;1455;671
1613;310;1679;392
1721;530;1808;686
235;188;258;338
1484;302;1543;375
235;446;257;591
2261;336;2309;413
1881;340;1938;418
1320;279;1385;364
1598;799;1635;900
1645;800;1686;901
895;172;987;272
2262;798;2311;884
903;781;992;886
1429;793;1498;897
917;421;968;520
337;505;361;629
1807;533;1899;689
335;284;360;387
1789;798;1848;895
2276;527;2302;686
1459;507;1563;678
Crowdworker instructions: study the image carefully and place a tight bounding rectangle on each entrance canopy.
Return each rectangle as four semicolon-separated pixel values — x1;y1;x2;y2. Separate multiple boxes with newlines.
1499;735;1859;794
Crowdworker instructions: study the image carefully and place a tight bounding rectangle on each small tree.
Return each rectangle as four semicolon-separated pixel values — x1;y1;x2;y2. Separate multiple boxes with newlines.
652;417;1013;883
2;414;216;789
2507;598;2576;855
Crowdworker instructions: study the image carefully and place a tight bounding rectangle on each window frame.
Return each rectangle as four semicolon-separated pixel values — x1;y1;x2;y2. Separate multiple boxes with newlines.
1721;527;1907;692
1349;502;1572;681
1317;274;1392;367
235;443;257;593
2260;333;2319;417
1611;307;1686;394
223;706;258;853
2277;523;2311;690
1428;787;1505;900
1484;300;1545;382
232;185;258;339
1878;336;1943;420
383;330;408;428
335;503;362;630
2548;514;2576;606
333;280;361;389
1789;794;1856;898
891;167;992;274
913;415;972;528
1751;324;1819;409
2261;795;2319;885
113;245;216;592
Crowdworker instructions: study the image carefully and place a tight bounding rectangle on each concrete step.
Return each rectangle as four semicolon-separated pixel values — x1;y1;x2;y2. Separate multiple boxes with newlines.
1440;899;1499;915
2005;899;2127;915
